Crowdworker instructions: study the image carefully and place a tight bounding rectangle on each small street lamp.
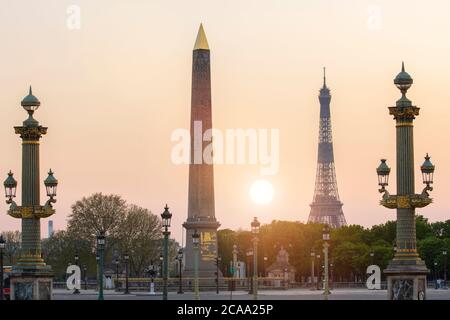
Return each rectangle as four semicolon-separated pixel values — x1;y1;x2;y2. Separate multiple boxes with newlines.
176;249;184;294
83;265;88;290
159;253;163;277
3;171;17;205
443;250;447;288
95;254;99;291
73;254;80;294
251;217;260;300
322;224;331;299
215;256;222;294
231;245;238;297
0;235;5;301
161;204;172;301
263;256;268;282
96;231;106;300
330;262;334;290
434;261;438;289
147;261;156;294
316;254;321;290
246;249;254;294
114;258;119;291
192;229;200;300
310;249;315;290
376;159;391;193
124;253;130;294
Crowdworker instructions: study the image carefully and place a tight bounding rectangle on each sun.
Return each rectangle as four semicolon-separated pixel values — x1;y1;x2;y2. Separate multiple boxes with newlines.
249;179;274;205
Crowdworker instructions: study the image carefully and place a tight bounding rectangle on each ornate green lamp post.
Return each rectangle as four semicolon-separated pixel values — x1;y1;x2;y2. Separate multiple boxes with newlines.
251;217;260;300
3;88;58;300
322;224;331;299
376;63;434;300
97;231;106;300
192;229;200;300
161;204;172;300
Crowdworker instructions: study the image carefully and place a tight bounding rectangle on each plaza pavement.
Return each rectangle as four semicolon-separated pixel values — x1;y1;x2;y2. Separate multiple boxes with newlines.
53;288;450;300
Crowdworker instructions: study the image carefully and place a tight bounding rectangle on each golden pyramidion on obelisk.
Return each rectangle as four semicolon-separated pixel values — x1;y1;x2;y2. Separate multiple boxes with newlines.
193;23;210;50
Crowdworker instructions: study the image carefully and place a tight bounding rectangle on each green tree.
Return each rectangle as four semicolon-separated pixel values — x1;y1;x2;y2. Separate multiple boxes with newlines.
41;230;94;280
115;204;163;276
217;229;237;276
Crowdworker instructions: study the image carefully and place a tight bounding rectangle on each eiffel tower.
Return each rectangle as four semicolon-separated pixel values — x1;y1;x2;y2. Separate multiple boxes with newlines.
308;68;347;228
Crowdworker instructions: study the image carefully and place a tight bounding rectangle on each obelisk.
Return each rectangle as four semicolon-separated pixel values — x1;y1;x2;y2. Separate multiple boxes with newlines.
183;24;221;280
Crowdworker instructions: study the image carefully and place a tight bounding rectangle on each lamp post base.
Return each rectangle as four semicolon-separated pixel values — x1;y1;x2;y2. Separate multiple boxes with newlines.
10;266;53;300
385;258;429;300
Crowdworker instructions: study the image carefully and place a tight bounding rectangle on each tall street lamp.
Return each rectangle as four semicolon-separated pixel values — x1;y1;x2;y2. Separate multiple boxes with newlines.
377;63;434;300
322;224;331;299
161;204;172;300
370;252;375;265
97;232;106;300
251;217;260;300
124;253;130;294
0;235;5;301
192;229;200;300
310;249;315;290
3;88;59;300
74;254;80;294
176;249;184;294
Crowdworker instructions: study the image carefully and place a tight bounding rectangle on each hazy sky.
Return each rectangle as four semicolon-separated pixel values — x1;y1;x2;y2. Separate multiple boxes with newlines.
1;0;450;244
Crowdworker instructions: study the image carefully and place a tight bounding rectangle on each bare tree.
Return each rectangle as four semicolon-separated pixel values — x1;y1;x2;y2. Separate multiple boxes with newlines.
0;231;21;265
116;205;162;276
68;193;127;253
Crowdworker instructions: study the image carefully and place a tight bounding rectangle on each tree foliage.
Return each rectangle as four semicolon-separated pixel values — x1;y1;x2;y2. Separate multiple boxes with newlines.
218;215;450;282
